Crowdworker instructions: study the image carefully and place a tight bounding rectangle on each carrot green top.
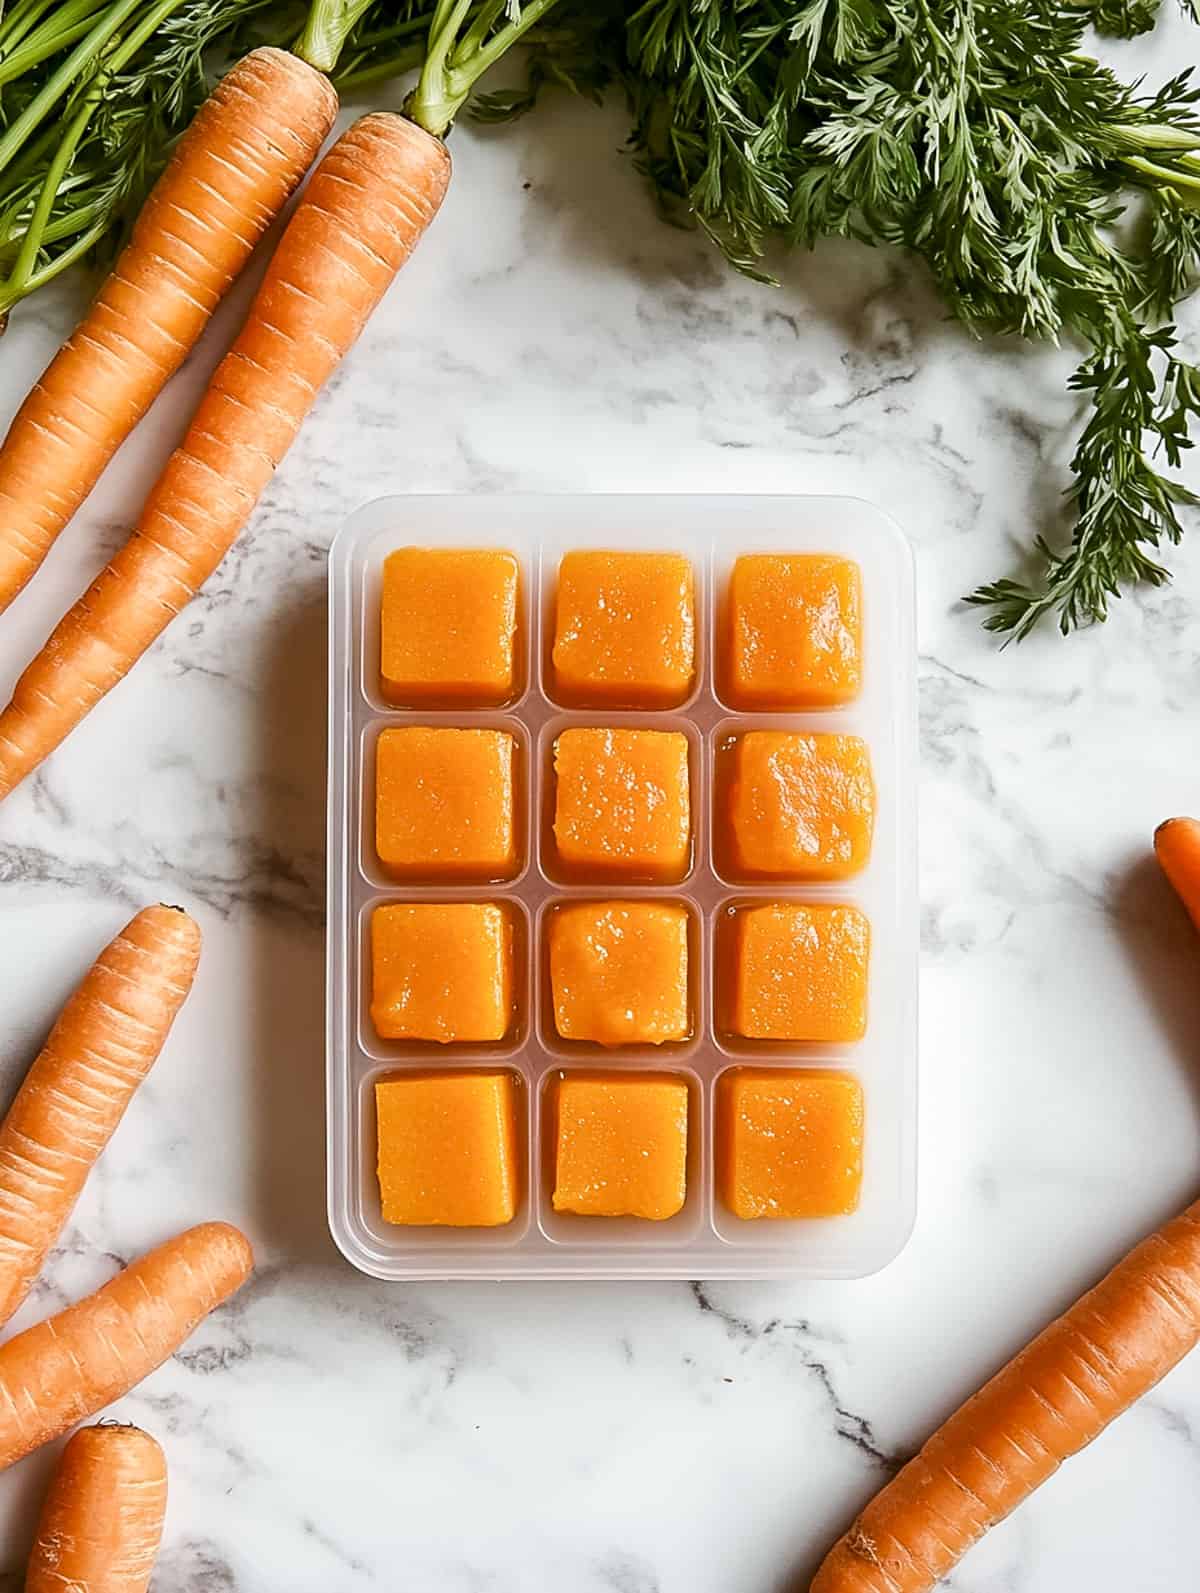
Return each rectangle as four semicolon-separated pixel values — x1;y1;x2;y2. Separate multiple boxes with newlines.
298;0;567;138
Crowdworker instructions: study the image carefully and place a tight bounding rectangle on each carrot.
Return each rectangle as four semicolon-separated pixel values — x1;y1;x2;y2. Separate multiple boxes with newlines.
809;1200;1200;1592
26;1424;167;1593
0;112;450;797
1155;816;1200;934
0;904;200;1331
0;1221;251;1472
0;47;338;613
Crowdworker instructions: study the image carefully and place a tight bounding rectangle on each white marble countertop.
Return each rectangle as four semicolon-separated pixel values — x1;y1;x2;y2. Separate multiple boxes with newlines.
3;18;1200;1589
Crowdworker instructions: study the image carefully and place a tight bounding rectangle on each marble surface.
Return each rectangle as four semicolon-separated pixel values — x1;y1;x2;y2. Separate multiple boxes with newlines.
3;16;1200;1589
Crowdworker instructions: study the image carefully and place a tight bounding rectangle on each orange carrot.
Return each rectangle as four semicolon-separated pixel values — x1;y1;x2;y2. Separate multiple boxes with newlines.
0;1222;251;1471
0;47;337;613
809;1200;1200;1592
0;112;450;797
1155;816;1200;934
26;1424;167;1593
0;905;201;1331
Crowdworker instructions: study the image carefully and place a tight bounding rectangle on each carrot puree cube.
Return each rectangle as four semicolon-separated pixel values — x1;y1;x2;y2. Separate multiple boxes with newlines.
375;726;517;881
727;731;873;880
375;1072;519;1227
380;547;520;706
719;1070;863;1219
726;554;862;708
553;727;690;882
552;550;696;707
552;1073;689;1220
550;902;690;1047
730;903;869;1043
371;903;514;1044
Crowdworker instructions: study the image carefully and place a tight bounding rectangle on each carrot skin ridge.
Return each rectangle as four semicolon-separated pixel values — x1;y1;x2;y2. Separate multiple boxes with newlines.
26;1424;167;1593
0;47;338;612
0;904;201;1331
0;1221;252;1472
809;1200;1200;1592
0;113;451;799
1154;817;1200;935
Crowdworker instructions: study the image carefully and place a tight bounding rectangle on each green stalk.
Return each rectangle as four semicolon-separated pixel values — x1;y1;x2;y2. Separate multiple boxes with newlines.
456;0;507;60
0;0;148;176
1;0;186;309
0;0;60;56
1124;153;1200;209
408;0;565;138
1111;122;1200;153
0;199;104;258
0;212;108;321
296;0;376;72
0;3;111;89
4;68;106;296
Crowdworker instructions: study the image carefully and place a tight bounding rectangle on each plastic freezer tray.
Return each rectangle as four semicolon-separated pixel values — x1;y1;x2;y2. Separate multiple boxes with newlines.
327;495;917;1280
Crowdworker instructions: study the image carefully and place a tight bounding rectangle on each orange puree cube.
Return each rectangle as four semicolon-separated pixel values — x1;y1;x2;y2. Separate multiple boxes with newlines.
727;731;873;880
730;904;868;1043
553;1073;689;1220
553;728;691;882
376;1072;519;1226
726;554;862;708
550;902;690;1046
371;903;513;1044
719;1070;863;1219
376;726;517;881
381;547;520;706
552;551;696;707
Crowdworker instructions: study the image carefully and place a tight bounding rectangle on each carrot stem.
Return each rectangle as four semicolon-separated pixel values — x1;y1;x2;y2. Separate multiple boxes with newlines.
5;85;97;294
0;213;107;316
296;0;376;72
407;0;565;137
0;197;104;259
0;3;107;86
0;0;147;175
0;0;184;306
0;0;75;60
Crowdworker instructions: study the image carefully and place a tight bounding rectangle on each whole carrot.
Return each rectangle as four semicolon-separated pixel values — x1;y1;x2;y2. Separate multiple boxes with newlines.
0;112;450;797
1155;816;1200;934
0;905;201;1331
809;1200;1200;1592
26;1425;167;1593
0;1222;252;1472
0;47;337;613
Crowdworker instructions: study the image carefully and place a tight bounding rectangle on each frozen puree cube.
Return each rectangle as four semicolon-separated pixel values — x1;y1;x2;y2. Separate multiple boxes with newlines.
371;903;514;1043
719;1070;864;1219
730;903;869;1043
376;726;517;880
550;901;690;1047
727;731;873;880
380;547;520;706
552;550;696;707
553;727;690;882
553;1073;689;1220
376;1072;520;1226
726;554;862;708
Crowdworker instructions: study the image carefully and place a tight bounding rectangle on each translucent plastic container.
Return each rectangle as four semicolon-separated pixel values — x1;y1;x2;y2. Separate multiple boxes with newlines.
327;495;917;1280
